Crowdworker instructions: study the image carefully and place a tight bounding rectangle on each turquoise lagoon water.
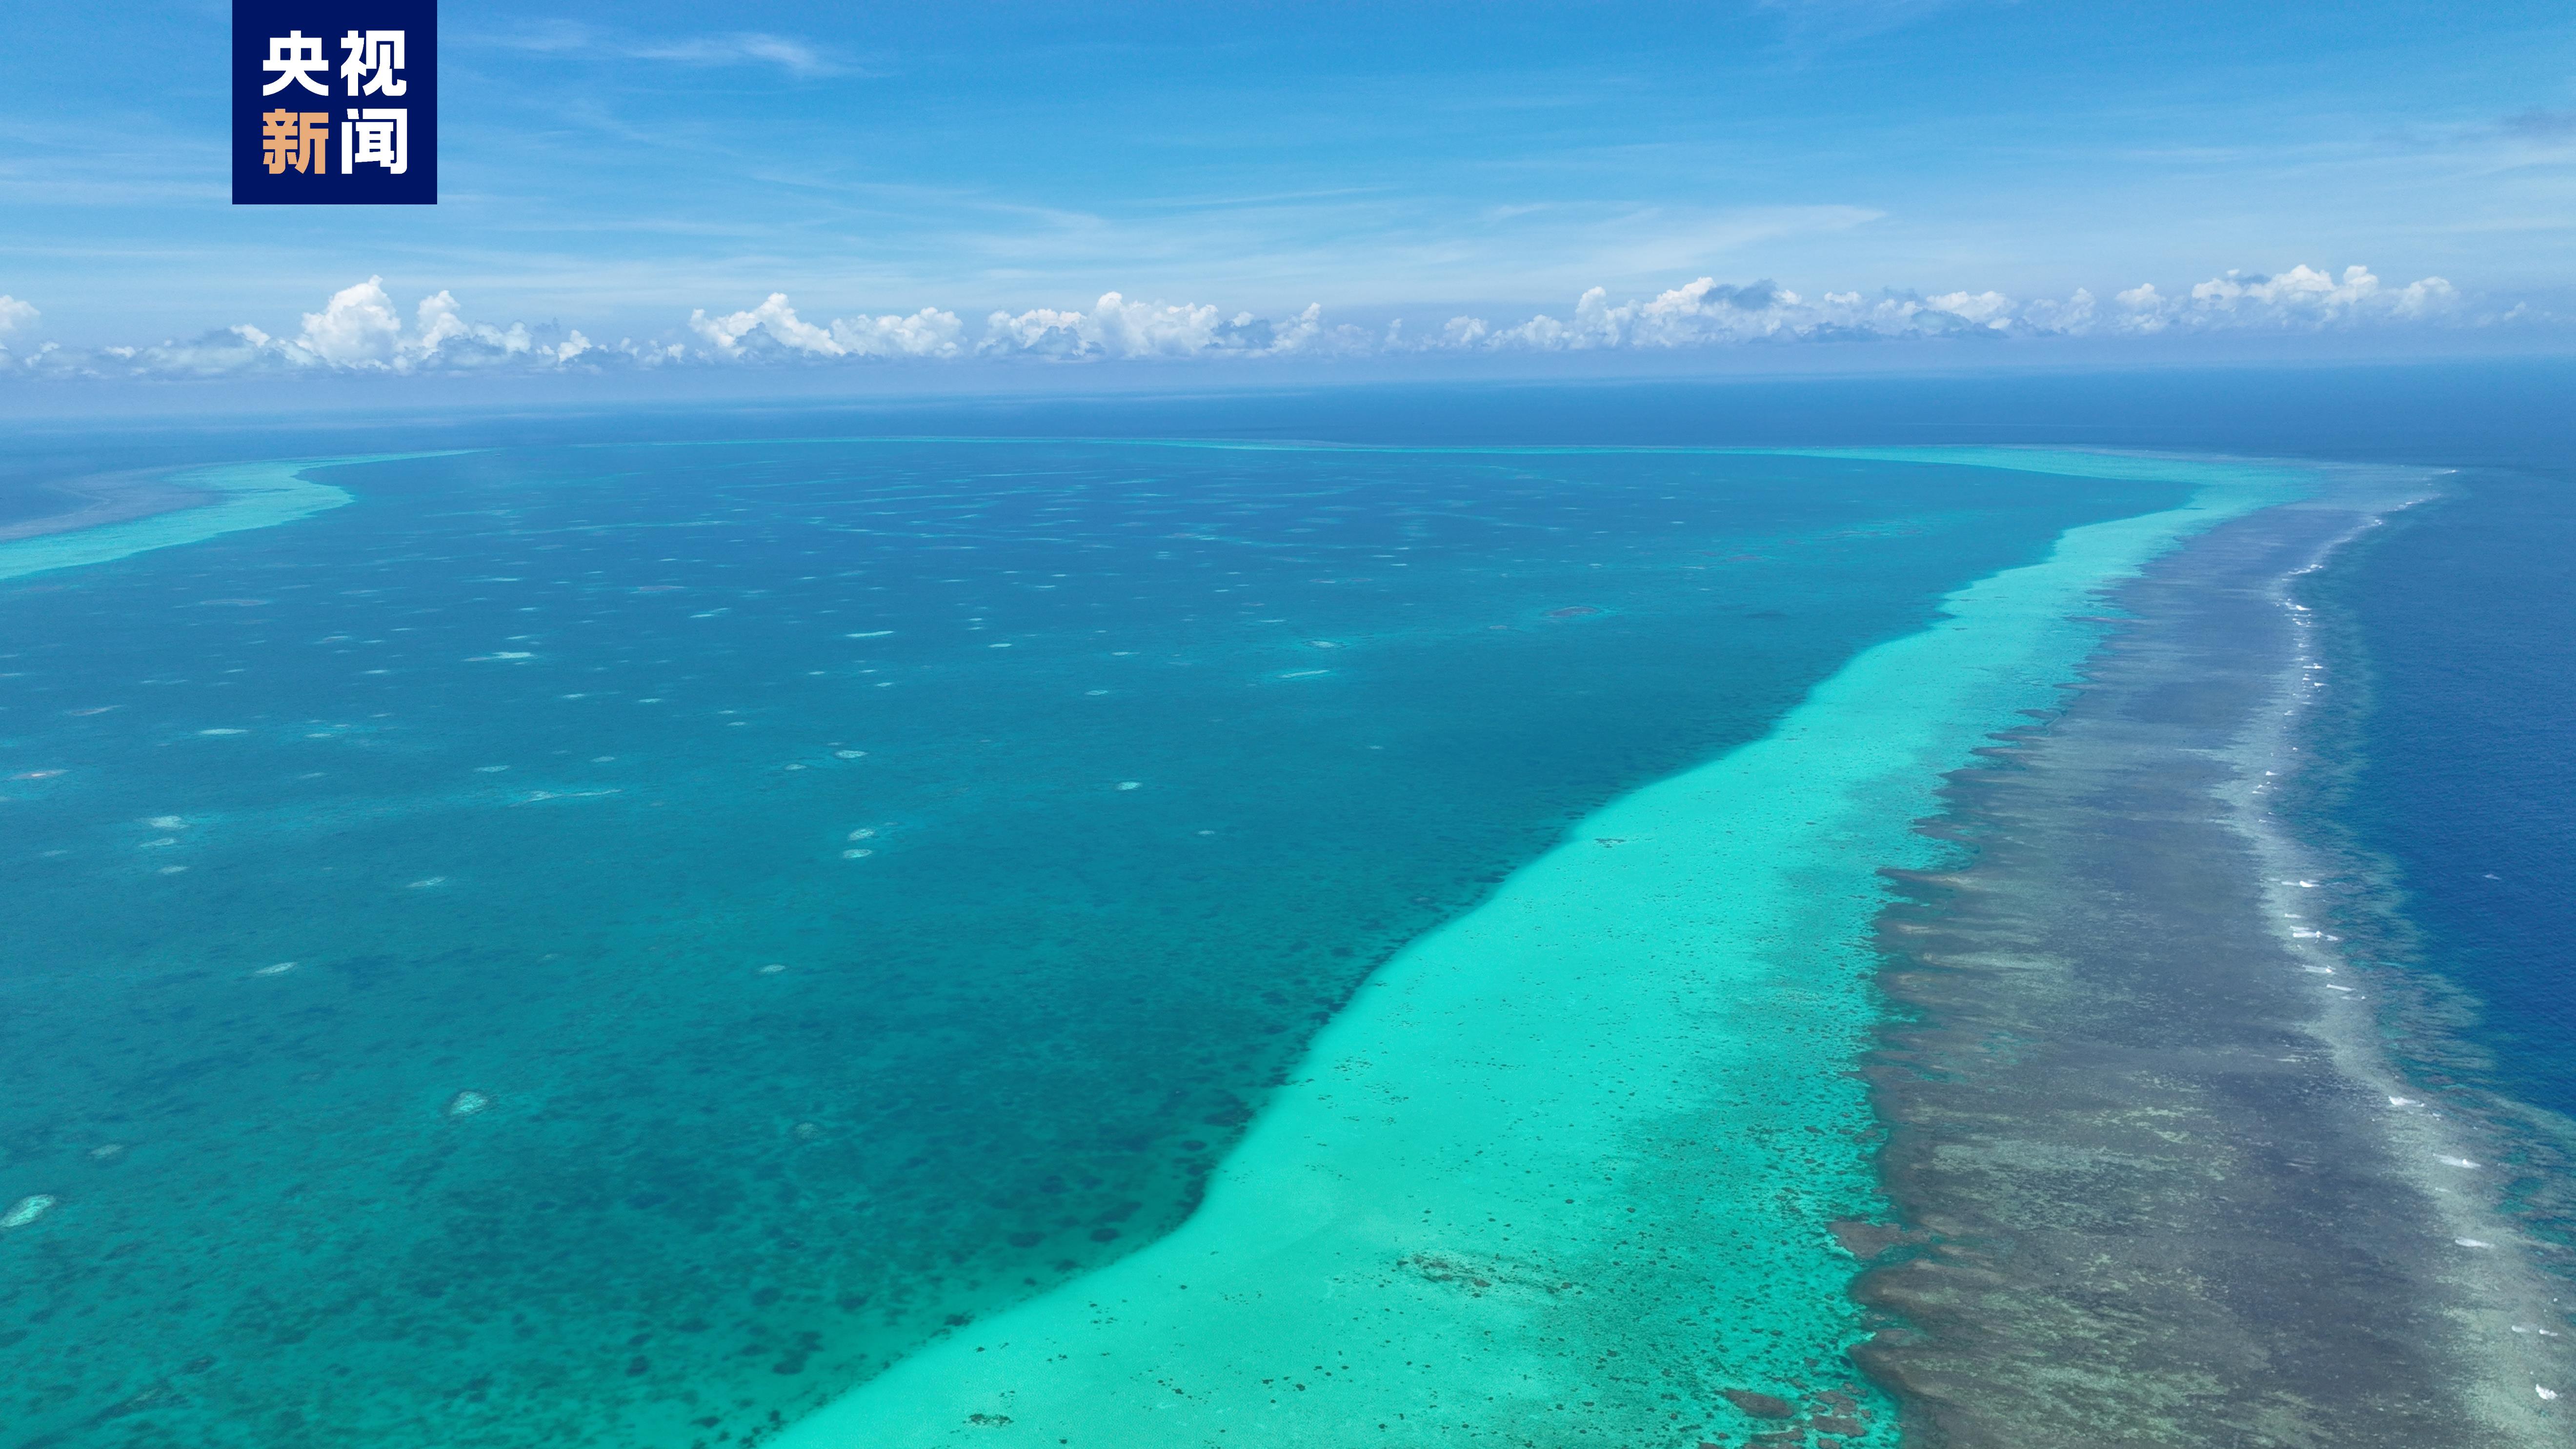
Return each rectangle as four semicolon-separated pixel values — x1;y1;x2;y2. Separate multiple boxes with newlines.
0;459;369;585
775;448;2304;1449
0;437;2218;1447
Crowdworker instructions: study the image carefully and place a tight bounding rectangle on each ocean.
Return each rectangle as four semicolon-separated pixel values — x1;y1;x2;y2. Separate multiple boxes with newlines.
1;363;2569;1446
2317;472;2576;1119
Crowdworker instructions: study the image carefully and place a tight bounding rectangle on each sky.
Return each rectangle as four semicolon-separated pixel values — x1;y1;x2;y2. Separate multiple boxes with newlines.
1;0;2572;382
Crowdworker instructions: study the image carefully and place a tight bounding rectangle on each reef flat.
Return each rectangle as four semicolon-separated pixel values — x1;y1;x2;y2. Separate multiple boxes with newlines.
0;468;222;545
772;451;2308;1449
0;441;2222;1449
0;458;384;582
1856;465;2574;1445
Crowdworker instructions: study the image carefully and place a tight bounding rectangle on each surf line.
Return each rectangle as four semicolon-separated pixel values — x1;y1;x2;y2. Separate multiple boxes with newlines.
0;454;457;583
763;450;2316;1449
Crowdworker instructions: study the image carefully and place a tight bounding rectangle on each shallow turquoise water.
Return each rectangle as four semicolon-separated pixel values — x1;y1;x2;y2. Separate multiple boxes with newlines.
775;450;2305;1449
0;438;2191;1446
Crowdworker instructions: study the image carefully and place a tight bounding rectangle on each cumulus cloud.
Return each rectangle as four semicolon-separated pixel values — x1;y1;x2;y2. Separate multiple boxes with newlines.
2183;264;2456;324
1427;262;2466;351
295;276;405;365
977;293;1357;360
688;293;964;359
0;262;2521;382
14;278;600;378
282;277;594;369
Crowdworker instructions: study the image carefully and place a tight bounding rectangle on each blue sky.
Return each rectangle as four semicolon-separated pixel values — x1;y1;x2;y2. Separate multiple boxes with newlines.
1;0;2572;376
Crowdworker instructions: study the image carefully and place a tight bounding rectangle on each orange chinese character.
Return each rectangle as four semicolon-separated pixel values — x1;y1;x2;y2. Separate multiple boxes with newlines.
262;110;300;174
261;111;332;176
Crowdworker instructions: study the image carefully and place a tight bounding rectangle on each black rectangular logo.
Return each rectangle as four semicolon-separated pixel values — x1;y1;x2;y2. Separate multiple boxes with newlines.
232;1;437;205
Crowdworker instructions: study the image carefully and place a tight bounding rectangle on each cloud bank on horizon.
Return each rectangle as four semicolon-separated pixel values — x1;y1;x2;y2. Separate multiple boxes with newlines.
3;0;2568;389
0;263;2510;380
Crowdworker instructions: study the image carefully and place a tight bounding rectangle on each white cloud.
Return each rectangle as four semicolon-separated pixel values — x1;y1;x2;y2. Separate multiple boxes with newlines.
1453;278;1809;351
629;33;836;77
1924;290;2016;325
689;293;965;359
12;279;605;378
1429;262;2467;350
977;293;1354;360
2182;264;2456;325
831;307;965;358
282;279;589;369
296;277;405;366
691;293;843;357
487;23;845;77
0;263;2516;381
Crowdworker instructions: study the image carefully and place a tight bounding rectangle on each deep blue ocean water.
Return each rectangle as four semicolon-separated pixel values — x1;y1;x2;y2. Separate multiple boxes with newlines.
2320;471;2576;1119
0;433;2193;1446
3;361;2572;1447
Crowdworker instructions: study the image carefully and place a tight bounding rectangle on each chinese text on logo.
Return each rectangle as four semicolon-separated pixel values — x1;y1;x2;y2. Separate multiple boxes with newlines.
233;3;437;204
